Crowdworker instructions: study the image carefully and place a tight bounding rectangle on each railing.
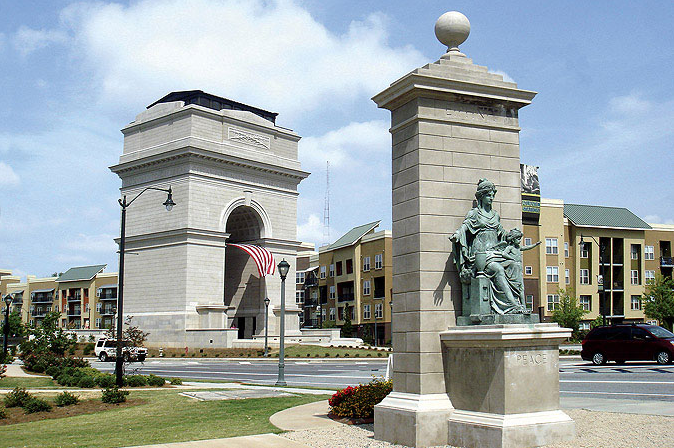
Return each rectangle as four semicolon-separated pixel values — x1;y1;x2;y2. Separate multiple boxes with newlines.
31;296;53;303
303;300;317;308
661;257;674;267
99;295;118;300
612;281;624;290
338;293;354;302
67;296;81;302
31;311;47;317
100;308;116;316
67;309;81;316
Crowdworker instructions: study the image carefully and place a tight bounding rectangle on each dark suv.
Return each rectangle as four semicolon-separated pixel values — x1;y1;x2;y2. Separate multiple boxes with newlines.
581;324;674;365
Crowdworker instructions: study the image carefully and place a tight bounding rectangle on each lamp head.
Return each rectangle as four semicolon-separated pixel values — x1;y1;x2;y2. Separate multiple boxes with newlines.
3;294;12;307
264;298;270;307
579;235;585;246
278;259;290;280
163;187;176;211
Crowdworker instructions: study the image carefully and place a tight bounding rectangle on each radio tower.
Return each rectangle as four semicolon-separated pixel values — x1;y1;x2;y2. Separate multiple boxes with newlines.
322;161;330;246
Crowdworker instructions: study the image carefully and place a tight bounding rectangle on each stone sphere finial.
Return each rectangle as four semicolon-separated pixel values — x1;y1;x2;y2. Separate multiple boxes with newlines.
435;11;470;56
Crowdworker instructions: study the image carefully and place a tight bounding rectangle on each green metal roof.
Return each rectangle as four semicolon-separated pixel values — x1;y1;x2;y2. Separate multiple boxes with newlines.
56;265;106;282
564;204;651;230
326;221;381;251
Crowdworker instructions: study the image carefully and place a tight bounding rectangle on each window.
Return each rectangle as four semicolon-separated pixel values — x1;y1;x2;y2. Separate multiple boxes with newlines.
363;304;371;320
631;244;640;260
296;291;304;303
580;243;589;258
645;270;655;284
85;303;89;312
525;295;533;311
54;305;58;313
96;302;102;313
580;295;591;311
525;266;533;275
296;272;305;284
345;259;353;274
95;318;101;329
547;294;560;311
363;280;371;295
329;264;335;277
329;286;336;299
579;322;590;330
373;277;386;298
338;307;343;320
320;266;326;279
630;270;639;285
336;261;343;276
645;246;655;260
375;303;383;319
363;256;371;271
630;295;642;310
375;253;383;269
545;238;558;255
524;238;532;246
565;269;570;284
546;266;559;283
329;307;335;321
564;242;569;258
579;269;590;284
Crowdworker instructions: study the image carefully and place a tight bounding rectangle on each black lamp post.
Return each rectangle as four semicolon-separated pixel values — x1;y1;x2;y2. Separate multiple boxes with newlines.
116;186;175;387
263;297;270;357
316;304;322;328
579;234;606;327
276;259;290;386
374;300;378;347
3;294;12;360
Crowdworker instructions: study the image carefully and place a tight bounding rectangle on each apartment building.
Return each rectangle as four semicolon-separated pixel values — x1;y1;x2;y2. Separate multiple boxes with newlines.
0;265;118;331
522;200;674;328
303;221;393;345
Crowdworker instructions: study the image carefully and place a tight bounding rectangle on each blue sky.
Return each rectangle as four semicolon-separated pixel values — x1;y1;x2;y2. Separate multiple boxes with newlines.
1;0;673;278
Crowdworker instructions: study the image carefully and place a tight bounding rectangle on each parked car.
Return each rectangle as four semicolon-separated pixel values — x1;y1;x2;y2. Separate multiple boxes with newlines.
95;337;147;362
581;324;674;365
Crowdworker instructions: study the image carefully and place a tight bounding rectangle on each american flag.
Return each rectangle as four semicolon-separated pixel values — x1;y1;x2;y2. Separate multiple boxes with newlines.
227;244;276;277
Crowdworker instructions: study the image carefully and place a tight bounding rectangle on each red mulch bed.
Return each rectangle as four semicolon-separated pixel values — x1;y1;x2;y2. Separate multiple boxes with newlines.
327;412;374;425
0;398;145;425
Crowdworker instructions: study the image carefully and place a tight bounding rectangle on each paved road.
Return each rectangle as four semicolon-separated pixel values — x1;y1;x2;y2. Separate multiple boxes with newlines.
91;357;674;402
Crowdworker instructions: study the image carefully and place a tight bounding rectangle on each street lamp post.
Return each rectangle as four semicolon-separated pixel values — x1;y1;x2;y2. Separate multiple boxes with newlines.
374;300;378;347
116;186;175;387
3;295;13;360
579;234;607;327
316;304;322;328
263;297;270;357
276;260;290;386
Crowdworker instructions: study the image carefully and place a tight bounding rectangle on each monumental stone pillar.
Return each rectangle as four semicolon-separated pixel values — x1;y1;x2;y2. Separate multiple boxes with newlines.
372;12;539;447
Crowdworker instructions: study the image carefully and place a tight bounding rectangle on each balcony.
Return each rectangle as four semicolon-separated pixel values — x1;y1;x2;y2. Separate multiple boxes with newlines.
31;310;48;318
67;296;81;302
100;308;116;316
67;309;81;317
31;296;53;303
337;293;354;302
661;257;674;267
303;300;317;308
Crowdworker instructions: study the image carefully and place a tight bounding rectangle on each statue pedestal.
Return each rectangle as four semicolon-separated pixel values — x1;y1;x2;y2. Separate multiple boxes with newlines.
440;324;575;448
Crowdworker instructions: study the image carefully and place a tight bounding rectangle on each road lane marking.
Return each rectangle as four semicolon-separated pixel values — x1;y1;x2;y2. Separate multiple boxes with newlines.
561;380;674;384
560;391;674;398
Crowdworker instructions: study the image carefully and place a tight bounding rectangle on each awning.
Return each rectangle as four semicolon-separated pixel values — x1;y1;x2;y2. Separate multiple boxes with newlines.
97;285;117;290
10;290;24;296
298;266;319;273
31;289;55;294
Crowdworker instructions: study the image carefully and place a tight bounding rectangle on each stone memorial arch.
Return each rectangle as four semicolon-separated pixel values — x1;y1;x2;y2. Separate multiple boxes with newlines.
110;90;308;349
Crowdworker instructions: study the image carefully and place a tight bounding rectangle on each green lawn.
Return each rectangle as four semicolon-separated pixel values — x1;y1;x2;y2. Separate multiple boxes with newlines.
282;345;390;358
0;390;329;448
0;377;63;389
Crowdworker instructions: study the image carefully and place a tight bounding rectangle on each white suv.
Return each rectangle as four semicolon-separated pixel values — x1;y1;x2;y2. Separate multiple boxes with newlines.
95;338;147;362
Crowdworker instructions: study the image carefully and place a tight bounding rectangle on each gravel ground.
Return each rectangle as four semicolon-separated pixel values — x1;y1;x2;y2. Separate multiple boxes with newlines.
281;409;674;448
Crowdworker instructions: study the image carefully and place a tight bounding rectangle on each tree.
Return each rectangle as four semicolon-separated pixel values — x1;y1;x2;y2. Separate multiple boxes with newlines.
19;311;77;370
642;275;674;331
0;311;25;338
105;316;150;346
341;305;354;338
550;288;588;337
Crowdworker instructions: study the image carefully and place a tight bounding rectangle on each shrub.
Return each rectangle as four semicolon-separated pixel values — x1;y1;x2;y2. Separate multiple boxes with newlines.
0;406;6;419
126;375;148;387
45;365;61;378
55;391;79;407
82;343;95;355
101;387;129;404
78;376;96;388
95;373;116;388
170;377;183;385
147;374;165;387
329;379;392;418
23;397;52;414
4;387;32;408
31;362;46;373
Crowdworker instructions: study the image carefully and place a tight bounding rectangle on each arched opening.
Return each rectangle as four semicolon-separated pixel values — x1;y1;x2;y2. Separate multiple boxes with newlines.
224;205;265;339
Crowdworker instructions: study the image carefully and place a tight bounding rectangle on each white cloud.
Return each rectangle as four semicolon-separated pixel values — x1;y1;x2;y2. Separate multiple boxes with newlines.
62;233;117;253
55;254;90;264
299;120;390;168
489;69;515;83
56;0;425;117
297;214;324;244
0;162;20;186
609;93;652;115
644;215;674;225
12;26;67;56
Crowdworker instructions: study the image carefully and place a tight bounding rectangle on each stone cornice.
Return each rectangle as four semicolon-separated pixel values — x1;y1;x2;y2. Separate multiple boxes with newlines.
109;145;309;182
373;71;537;112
